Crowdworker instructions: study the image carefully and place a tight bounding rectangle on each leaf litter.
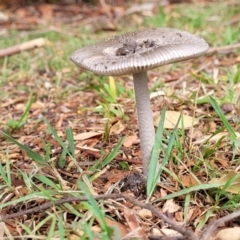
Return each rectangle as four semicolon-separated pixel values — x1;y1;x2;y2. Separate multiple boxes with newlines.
0;1;240;239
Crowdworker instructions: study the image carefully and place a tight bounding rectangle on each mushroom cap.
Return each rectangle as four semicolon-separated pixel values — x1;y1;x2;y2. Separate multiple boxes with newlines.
71;28;209;76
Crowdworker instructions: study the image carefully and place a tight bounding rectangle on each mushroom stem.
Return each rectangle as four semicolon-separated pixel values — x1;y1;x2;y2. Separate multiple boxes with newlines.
133;72;156;176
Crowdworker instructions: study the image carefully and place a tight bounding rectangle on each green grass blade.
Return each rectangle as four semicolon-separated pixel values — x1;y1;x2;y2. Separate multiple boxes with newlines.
6;92;37;129
0;190;58;209
147;109;180;198
89;138;125;183
58;214;65;240
101;137;125;167
0;130;45;164
81;217;95;239
43;117;93;192
78;181;113;239
43;117;72;157
147;108;165;196
67;127;75;159
42;141;51;162
18;222;33;235
34;214;53;233
158;124;179;176
184;194;191;223
219;172;240;195
159;182;225;200
208;96;240;159
196;209;214;230
58;147;67;169
209;96;237;139
0;152;11;186
34;175;62;190
47;214;57;240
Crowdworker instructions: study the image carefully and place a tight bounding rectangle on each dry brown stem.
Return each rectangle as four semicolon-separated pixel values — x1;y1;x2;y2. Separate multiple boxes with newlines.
2;191;240;239
200;209;240;240
1;193;198;240
207;42;240;55
0;38;46;58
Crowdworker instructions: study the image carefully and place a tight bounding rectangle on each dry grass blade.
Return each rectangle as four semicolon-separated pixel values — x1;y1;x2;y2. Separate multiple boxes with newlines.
0;38;47;58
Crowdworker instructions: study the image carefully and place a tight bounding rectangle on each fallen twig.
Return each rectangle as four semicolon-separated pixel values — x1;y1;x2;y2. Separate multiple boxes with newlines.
3;191;240;239
207;42;240;55
1;193;198;240
83;149;142;165
200;209;240;240
99;0;112;18
0;38;47;58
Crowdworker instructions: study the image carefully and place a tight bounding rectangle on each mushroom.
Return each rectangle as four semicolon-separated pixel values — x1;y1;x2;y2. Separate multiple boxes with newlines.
70;28;209;177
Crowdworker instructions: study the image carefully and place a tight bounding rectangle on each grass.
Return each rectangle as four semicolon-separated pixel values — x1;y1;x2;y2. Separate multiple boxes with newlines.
0;0;240;239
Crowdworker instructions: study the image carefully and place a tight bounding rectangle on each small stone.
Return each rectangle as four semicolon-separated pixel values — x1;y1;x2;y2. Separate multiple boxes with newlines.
138;209;152;218
44;81;52;89
221;103;233;114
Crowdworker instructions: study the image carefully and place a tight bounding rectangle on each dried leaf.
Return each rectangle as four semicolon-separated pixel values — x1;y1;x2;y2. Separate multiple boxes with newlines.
208;121;217;133
138;209;152;219
187;207;202;223
74;131;103;140
175;211;183;222
153;228;183;238
162;199;181;214
235;55;240;63
210;171;240;194
123;135;138;147
103;169;127;191
215;152;229;167
154;110;198;129
152;228;162;235
150;90;165;99
195;132;240;144
76;144;100;152
110;121;125;135
69;234;83;240
0;222;4;239
0;11;9;23
160;188;168;198
181;175;199;187
105;218;128;238
91;225;101;233
38;4;54;21
2;220;17;235
124;208;148;240
213;227;240;240
124;207;139;230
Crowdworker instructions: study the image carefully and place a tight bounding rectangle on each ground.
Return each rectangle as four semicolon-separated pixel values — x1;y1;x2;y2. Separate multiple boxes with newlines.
0;1;240;239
